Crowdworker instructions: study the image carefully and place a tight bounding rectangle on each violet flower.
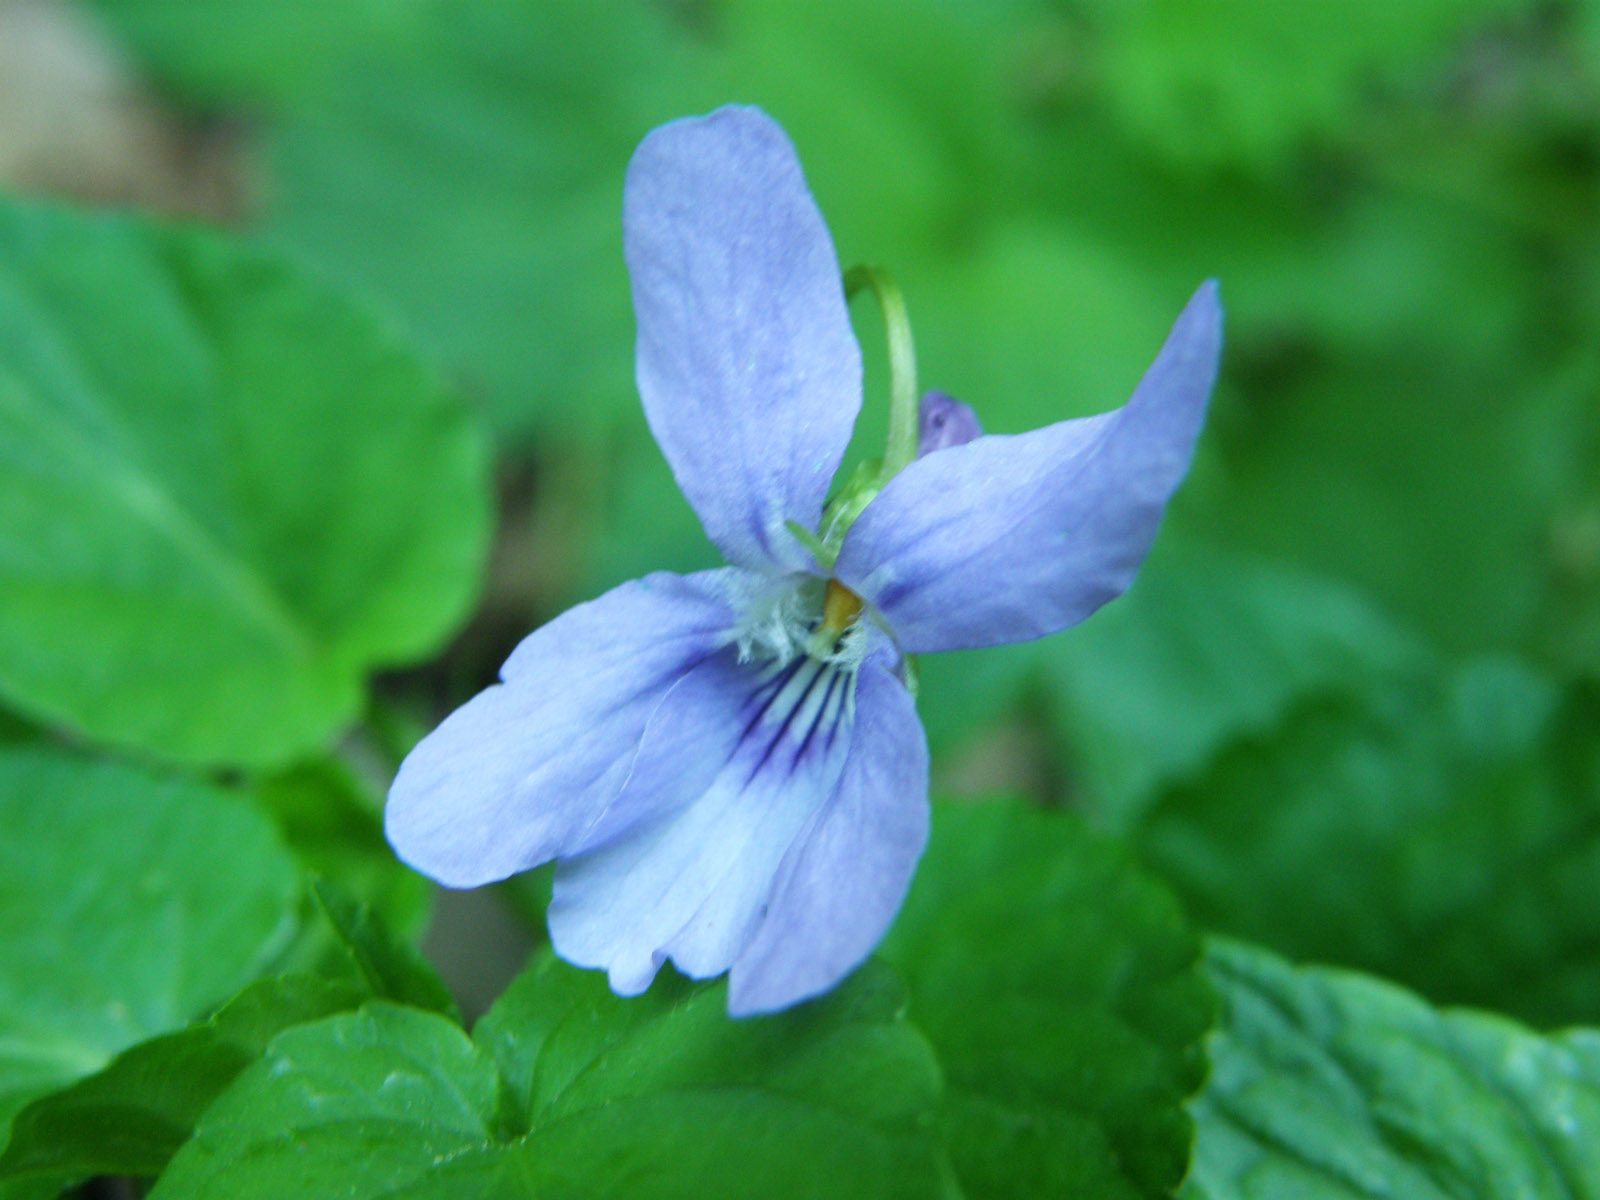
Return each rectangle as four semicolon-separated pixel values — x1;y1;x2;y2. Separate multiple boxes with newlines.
385;105;1221;1016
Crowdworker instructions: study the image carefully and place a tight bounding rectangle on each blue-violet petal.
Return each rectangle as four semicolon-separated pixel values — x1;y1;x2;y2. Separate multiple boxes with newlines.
548;644;865;996
384;570;743;888
833;281;1222;652
728;658;929;1015
625;104;862;573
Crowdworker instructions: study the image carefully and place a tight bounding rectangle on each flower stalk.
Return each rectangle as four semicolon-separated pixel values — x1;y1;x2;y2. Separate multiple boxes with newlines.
843;264;919;483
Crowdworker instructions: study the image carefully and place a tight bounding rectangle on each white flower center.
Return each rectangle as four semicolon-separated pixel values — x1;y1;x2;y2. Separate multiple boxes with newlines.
727;574;871;671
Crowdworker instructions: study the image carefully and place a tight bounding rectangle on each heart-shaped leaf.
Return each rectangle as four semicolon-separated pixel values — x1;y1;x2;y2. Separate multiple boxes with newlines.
0;197;490;767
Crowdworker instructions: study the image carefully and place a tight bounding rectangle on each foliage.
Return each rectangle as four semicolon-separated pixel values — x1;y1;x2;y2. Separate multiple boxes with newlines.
0;198;490;767
1187;938;1600;1198
883;801;1213;1198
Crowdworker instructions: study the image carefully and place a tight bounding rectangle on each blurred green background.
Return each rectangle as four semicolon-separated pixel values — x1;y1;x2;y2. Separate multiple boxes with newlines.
5;0;1598;1027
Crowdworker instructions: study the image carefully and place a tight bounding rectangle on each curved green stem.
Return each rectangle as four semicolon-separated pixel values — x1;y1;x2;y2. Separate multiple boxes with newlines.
843;264;919;483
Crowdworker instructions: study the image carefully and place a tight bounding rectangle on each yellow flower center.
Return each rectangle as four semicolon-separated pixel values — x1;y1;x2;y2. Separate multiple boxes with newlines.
821;578;864;637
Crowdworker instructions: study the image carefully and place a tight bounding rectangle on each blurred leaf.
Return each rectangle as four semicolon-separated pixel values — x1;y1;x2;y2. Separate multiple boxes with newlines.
705;0;1016;268
0;709;37;746
0;747;300;1136
86;0;430;107
1087;0;1527;169
0;973;363;1184
253;758;430;938
883;799;1214;1199
309;878;457;1021
1185;938;1600;1199
0;197;491;767
942;49;1594;669
154;961;945;1199
1139;661;1600;1027
0;1181;57;1200
910;640;1039;760
266;0;707;445
0;1179;57;1200
1047;546;1426;825
492;863;554;945
1198;236;1593;661
918;545;1423;811
577;427;720;595
912;219;1207;439
1241;186;1540;365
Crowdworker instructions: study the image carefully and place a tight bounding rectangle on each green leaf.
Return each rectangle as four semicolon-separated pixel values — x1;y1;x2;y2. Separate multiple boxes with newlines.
0;747;300;1133
1046;546;1425;826
476;956;945;1199
0;709;37;747
1186;938;1600;1199
1138;663;1600;1027
576;426;720;597
86;0;428;107
266;0;707;445
969;83;1594;672
916;545;1422;815
700;0;1012;273
0;196;491;767
1201;327;1589;663
0;973;364;1183
883;799;1215;1199
475;954;941;1149
253;758;430;939
0;1178;60;1200
154;960;945;1199
1090;0;1524;168
149;1003;496;1200
481;955;946;1199
310;878;457;1021
912;219;1194;440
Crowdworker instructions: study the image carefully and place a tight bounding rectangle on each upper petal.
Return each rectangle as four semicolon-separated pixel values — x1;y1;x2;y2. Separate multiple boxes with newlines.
727;658;929;1016
383;569;748;888
547;646;862;997
625;105;862;572
833;281;1221;652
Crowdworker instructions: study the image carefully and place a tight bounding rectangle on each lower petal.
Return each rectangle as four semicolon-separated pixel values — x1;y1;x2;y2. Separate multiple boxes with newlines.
727;660;929;1016
548;648;861;997
383;569;747;888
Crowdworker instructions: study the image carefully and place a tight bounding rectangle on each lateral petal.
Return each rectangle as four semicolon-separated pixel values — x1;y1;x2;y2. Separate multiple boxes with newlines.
727;659;929;1016
834;281;1221;652
625;105;862;572
383;570;746;888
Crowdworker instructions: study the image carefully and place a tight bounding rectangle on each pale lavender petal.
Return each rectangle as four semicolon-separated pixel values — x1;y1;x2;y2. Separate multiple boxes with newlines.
728;659;928;1016
626;104;862;572
916;390;981;457
834;281;1221;652
384;570;749;889
548;647;859;996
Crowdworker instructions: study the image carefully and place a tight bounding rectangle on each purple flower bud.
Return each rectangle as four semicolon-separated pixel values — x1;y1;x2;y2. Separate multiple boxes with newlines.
915;390;981;457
